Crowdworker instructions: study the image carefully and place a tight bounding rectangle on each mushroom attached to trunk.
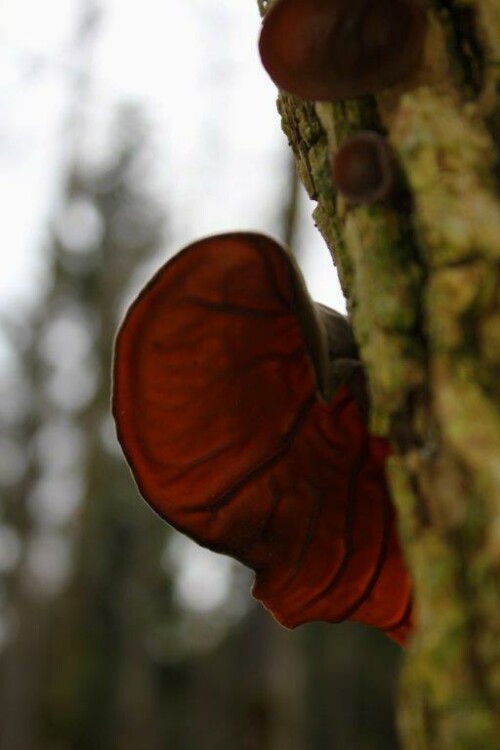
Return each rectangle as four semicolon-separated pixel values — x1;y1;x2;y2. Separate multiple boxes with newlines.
113;233;413;645
258;0;427;101
332;131;399;204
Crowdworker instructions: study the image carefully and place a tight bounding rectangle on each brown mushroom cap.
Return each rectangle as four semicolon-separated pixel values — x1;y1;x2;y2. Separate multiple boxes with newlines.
113;233;413;645
259;0;427;101
332;131;398;204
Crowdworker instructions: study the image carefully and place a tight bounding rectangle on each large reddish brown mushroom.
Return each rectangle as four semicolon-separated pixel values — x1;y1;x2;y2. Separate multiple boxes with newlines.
113;233;413;645
259;0;427;101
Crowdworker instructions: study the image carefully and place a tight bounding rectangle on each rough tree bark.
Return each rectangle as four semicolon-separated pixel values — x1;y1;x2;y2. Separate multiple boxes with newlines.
256;1;500;749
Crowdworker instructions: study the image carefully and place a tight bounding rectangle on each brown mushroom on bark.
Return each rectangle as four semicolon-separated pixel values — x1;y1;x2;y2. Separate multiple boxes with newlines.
113;233;413;645
259;0;427;101
332;131;398;204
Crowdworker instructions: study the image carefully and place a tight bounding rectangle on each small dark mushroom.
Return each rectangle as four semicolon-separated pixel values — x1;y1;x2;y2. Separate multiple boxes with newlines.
113;233;413;645
332;131;398;204
259;0;427;101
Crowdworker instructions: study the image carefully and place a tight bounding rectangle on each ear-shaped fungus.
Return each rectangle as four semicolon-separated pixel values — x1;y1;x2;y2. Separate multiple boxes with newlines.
259;0;427;101
113;233;413;646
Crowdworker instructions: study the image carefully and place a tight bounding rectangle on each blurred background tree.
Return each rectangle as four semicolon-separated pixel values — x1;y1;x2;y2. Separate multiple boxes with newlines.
0;103;402;749
0;0;402;747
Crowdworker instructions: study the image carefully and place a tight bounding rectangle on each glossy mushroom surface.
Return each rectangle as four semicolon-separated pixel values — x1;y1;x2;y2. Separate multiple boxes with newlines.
113;233;413;645
259;0;427;101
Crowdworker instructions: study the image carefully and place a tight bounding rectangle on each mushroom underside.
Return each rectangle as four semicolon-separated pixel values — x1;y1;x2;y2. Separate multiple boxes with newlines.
113;233;413;645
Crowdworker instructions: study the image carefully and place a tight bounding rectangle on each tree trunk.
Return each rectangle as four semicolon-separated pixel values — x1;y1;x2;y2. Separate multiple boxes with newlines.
256;1;500;748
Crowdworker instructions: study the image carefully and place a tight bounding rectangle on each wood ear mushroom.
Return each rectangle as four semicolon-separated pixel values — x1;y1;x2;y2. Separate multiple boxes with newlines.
332;131;399;204
259;0;427;101
113;233;413;645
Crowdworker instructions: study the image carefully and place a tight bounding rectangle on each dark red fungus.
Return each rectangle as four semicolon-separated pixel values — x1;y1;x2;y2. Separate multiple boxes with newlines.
258;0;427;101
332;131;398;204
113;233;413;646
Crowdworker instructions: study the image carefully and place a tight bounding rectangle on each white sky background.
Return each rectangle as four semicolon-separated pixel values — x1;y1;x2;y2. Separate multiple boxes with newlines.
0;0;345;313
0;0;346;614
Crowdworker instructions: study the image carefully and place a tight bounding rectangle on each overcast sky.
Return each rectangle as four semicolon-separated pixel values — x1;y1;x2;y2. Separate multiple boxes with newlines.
0;0;345;314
